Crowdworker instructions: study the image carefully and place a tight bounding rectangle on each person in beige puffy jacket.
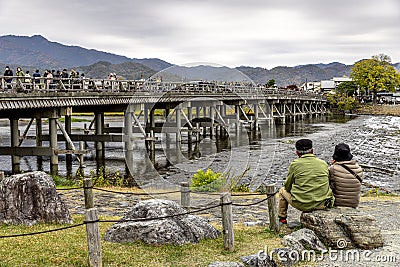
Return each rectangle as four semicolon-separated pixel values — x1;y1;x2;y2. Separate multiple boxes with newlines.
329;143;363;208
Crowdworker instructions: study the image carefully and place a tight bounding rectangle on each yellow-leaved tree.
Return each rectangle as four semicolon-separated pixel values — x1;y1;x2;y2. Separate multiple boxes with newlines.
350;54;400;104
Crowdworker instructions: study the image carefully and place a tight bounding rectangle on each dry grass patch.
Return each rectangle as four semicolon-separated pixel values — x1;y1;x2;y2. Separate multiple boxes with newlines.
0;215;284;267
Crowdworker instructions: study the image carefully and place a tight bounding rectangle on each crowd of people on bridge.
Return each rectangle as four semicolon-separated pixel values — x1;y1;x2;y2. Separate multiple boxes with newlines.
2;66;87;89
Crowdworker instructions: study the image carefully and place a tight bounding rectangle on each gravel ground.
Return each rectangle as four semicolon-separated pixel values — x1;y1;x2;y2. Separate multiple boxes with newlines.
142;114;400;194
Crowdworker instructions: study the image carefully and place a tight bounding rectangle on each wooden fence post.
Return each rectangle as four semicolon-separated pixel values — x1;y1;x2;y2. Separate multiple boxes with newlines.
220;192;234;251
85;208;102;267
84;178;102;267
266;184;279;233
180;182;190;210
84;178;94;209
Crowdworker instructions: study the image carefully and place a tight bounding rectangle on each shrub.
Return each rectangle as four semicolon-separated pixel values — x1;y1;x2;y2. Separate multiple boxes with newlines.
190;167;251;193
327;93;358;111
190;169;224;192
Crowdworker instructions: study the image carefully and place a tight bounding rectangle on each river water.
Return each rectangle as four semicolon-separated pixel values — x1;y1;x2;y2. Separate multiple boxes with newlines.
0;114;398;192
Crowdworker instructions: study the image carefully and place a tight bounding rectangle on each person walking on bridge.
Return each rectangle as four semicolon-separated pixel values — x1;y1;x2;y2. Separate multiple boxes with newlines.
277;139;335;225
4;66;13;89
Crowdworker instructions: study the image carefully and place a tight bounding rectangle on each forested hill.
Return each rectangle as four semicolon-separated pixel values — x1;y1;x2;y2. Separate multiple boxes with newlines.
1;34;399;86
0;35;171;71
78;61;156;80
236;63;352;86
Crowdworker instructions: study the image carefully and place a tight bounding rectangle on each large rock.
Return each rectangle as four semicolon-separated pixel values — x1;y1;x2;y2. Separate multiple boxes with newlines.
0;171;73;225
241;252;277;267
104;199;220;245
300;207;383;249
274;228;326;267
281;228;326;252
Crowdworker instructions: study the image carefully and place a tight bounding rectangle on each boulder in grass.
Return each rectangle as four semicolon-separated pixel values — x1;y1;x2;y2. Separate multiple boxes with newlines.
300;207;383;249
281;228;326;252
0;171;73;225
104;199;220;245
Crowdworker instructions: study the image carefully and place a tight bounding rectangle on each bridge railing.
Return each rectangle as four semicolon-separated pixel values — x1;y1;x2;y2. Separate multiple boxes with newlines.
0;76;325;100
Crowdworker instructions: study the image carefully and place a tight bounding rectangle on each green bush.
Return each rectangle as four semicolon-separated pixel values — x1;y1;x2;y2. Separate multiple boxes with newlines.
90;167;125;187
190;167;251;193
190;169;225;192
327;93;358;111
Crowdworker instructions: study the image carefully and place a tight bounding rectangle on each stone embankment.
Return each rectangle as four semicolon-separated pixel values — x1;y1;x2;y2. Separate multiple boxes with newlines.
355;104;400;116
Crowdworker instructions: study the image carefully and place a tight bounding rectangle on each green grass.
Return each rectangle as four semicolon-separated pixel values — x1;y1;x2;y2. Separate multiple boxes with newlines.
0;215;282;267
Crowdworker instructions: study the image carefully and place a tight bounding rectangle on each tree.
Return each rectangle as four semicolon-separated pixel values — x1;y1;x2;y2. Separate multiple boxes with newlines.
350;54;400;103
326;93;358;112
265;79;276;88
336;81;358;96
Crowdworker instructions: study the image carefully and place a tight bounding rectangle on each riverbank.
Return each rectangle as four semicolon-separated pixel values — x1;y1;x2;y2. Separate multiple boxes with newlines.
145;114;400;195
354;104;400;116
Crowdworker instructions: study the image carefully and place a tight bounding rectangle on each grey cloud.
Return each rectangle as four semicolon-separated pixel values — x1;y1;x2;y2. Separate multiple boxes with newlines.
0;0;399;68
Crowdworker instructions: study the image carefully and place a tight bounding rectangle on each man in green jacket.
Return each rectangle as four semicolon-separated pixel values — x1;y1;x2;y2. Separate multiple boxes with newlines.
278;139;334;225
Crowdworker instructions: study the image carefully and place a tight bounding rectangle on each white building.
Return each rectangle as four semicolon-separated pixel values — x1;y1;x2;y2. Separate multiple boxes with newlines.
320;80;336;92
333;76;352;87
320;76;352;92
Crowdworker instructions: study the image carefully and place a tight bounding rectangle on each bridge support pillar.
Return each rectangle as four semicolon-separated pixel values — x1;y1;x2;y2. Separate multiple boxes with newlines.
149;109;155;129
196;122;200;142
210;105;215;138
95;112;105;175
195;106;200;119
165;108;171;148
10;118;20;174
49;117;58;175
235;105;240;132
202;107;207;137
148;108;156;165
65;113;73;179
36;117;43;171
144;107;148;126
253;104;259;130
148;130;155;166
124;110;133;178
176;107;181;143
281;104;286;125
187;105;193;145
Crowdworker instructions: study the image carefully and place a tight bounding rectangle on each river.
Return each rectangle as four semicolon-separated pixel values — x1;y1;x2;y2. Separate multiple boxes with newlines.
0;114;398;193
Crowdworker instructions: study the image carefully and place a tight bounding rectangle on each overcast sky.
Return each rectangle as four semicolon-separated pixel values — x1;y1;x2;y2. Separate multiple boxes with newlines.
0;0;399;69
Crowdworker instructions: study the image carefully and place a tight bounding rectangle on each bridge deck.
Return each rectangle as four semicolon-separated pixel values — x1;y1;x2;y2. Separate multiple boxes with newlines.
0;77;326;113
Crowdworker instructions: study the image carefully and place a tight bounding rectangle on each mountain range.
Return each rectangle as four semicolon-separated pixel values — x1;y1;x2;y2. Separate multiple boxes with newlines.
1;35;399;87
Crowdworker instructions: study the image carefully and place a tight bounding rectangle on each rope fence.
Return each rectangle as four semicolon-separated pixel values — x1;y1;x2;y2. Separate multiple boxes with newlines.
0;178;280;266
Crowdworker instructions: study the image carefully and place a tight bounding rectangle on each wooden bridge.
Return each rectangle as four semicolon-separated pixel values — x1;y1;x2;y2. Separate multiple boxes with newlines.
0;76;328;176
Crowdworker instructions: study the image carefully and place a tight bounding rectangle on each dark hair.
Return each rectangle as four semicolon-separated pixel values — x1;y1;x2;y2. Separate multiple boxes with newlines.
333;143;353;161
295;139;313;154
